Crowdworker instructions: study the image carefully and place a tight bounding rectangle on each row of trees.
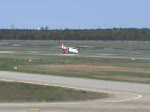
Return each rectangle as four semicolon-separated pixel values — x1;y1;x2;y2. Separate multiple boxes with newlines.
0;28;150;40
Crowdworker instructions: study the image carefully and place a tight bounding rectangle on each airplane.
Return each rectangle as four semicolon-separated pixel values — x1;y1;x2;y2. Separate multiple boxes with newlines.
61;41;79;54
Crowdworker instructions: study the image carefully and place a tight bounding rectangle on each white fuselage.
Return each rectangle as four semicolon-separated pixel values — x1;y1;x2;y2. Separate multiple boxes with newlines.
67;47;78;54
62;42;79;54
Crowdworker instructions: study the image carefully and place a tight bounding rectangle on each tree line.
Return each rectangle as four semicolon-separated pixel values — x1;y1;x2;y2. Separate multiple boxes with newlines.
0;28;150;40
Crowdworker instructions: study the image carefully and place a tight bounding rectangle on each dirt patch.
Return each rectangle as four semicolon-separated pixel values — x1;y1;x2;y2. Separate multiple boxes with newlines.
36;65;150;74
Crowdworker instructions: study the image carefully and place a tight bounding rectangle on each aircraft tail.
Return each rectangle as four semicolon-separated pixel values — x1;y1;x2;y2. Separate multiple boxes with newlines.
62;41;64;48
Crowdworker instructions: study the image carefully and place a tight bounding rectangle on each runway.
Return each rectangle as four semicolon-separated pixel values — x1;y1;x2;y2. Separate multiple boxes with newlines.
0;50;150;60
0;71;150;112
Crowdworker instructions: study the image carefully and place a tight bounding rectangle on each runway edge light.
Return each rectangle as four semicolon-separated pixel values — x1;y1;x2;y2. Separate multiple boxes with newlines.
14;67;18;70
131;58;136;61
28;59;32;62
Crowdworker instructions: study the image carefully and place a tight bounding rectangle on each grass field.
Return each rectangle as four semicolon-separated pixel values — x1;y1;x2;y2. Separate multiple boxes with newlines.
1;40;150;49
0;40;150;85
1;40;150;56
0;81;108;102
0;53;150;84
0;40;150;102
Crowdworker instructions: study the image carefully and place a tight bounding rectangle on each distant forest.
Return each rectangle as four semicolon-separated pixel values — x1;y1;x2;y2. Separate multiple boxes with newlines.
0;28;150;40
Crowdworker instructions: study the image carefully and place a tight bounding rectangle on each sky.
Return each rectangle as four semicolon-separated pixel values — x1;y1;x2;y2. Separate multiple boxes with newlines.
0;0;150;29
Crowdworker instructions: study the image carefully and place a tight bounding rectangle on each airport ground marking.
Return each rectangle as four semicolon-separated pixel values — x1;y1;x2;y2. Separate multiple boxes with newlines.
0;78;142;103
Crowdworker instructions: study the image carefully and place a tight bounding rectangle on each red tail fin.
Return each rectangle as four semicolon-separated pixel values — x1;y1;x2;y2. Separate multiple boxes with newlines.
62;41;64;48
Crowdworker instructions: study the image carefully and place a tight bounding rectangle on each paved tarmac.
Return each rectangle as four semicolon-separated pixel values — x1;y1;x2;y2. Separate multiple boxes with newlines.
0;51;150;60
0;71;150;112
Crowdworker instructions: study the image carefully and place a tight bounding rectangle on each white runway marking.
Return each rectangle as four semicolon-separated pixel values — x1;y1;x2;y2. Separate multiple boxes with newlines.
107;95;142;103
59;54;79;56
29;108;39;111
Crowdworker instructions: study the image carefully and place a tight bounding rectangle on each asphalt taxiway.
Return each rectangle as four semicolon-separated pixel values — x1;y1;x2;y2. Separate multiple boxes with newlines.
0;71;150;112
